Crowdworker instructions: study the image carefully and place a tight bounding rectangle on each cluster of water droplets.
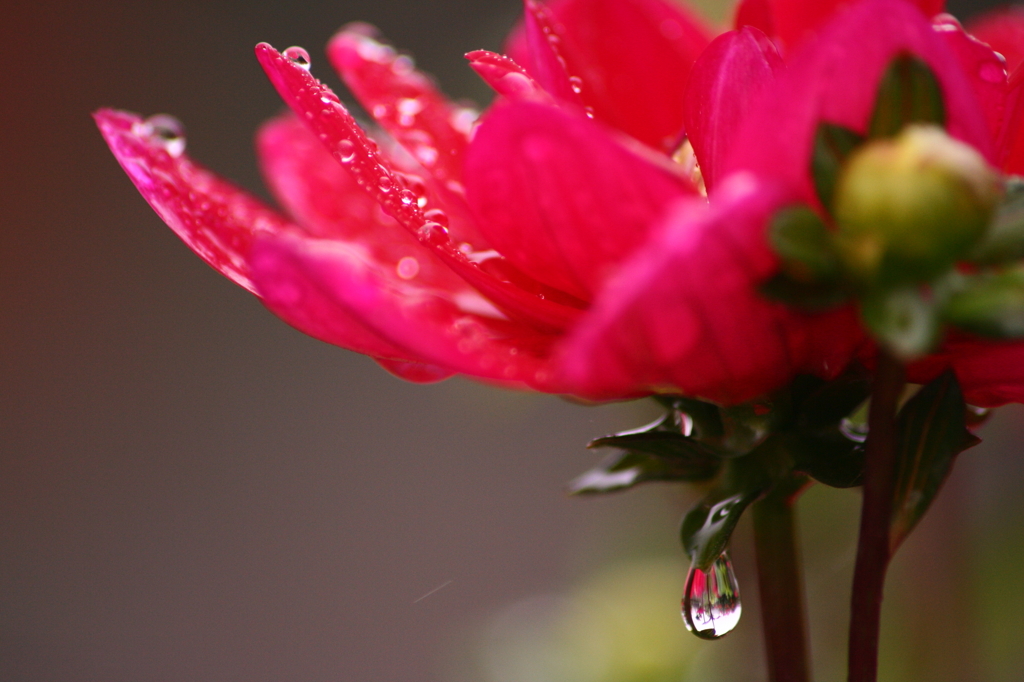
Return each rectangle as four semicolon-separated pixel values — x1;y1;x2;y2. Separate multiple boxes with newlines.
932;14;1007;84
681;552;742;640
134;114;187;158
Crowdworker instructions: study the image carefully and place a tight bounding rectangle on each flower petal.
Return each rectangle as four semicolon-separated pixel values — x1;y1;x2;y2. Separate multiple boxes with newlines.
255;41;584;332
465;100;697;301
683;27;782;193
326;24;474;203
966;6;1024;73
1000;63;1024;174
521;0;583;105
252;232;558;389
555;175;864;405
256;113;469;293
465;50;553;103
508;0;713;151
908;337;1024;407
734;0;775;36
95;108;291;294
933;14;1008;146
769;0;945;49
724;0;993;207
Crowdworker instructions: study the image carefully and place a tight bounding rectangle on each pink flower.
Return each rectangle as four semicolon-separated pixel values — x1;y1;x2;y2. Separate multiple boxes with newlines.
96;0;1024;406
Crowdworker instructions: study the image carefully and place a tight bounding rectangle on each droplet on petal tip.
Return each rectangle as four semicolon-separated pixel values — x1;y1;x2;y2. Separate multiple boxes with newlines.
133;114;187;157
283;46;312;70
682;551;742;640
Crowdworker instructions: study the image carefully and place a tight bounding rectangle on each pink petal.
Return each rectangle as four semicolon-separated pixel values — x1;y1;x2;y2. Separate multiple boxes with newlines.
734;0;775;36
967;6;1024;73
252;232;559;389
95;108;292;294
256;113;469;293
908;337;1024;408
770;0;945;50
555;175;864;405
1000;63;1024;174
683;27;782;193
465;50;553;103
933;14;1008;147
723;0;993;208
374;358;454;383
522;0;583;105
508;0;713;152
326;25;474;208
255;42;584;332
465;101;697;301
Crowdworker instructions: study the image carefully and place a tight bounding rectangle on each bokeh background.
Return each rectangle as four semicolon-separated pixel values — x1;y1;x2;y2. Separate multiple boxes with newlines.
4;0;1024;680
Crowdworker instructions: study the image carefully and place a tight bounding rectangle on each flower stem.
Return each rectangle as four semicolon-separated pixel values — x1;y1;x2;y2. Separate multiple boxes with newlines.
753;477;811;682
847;351;906;682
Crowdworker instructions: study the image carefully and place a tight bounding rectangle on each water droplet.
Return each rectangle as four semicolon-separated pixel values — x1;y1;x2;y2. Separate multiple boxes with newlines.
840;417;869;443
142;114;186;157
568;76;583;95
682;552;742;640
418;221;449;245
337;139;356;163
423;208;449;227
398;189;417;206
283;46;311;70
396;256;420;280
378;174;394;193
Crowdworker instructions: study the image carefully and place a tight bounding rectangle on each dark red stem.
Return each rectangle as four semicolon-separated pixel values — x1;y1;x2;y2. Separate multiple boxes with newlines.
848;351;906;682
753;479;811;682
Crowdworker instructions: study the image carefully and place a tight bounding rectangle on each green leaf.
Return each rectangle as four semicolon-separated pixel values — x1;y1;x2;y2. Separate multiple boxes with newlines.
680;446;779;569
869;53;945;139
860;286;940;359
889;370;980;553
945;268;1024;338
588;413;724;462
770;206;844;282
568;448;720;495
794;367;872;430
654;395;725;443
811;124;865;212
969;177;1024;265
789;432;865;488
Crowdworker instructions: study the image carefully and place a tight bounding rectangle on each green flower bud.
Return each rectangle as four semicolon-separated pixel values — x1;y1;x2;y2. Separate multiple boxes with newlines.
833;124;1000;286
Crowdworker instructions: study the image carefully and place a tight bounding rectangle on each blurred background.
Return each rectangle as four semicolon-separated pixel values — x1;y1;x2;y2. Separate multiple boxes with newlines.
3;0;1024;680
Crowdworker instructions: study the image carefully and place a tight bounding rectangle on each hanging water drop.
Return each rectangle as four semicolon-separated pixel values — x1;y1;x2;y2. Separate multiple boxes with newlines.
143;114;186;157
568;76;583;95
681;551;742;640
283;46;311;70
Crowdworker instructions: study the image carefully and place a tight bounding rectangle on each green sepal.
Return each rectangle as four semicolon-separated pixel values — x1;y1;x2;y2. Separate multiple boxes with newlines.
868;53;946;139
811;124;865;212
770;206;845;282
889;370;980;553
794;368;872;431
969;177;1024;265
789;432;865;488
654;395;725;444
860;286;940;359
587;413;724;462
945;267;1024;338
680;439;791;569
567;448;720;495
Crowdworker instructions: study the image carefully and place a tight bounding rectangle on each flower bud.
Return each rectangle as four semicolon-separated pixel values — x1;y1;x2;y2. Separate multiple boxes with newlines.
833;125;1000;286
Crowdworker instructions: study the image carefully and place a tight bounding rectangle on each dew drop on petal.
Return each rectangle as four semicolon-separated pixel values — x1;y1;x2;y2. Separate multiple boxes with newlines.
682;552;742;640
568;76;583;95
337;138;356;163
418;221;449;245
283;46;311;70
398;189;417;206
423;208;449;227
396;256;420;280
142;114;186;157
378;174;394;193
